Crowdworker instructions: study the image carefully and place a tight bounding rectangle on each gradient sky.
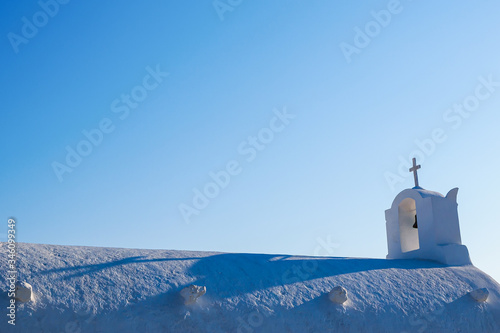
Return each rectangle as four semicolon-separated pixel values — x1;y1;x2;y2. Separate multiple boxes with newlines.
2;1;500;282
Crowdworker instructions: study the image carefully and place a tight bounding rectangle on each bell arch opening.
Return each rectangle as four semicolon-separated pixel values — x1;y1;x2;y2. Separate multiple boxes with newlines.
398;198;420;253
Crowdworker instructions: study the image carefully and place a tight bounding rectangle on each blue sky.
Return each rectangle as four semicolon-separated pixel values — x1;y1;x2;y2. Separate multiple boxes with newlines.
2;1;500;282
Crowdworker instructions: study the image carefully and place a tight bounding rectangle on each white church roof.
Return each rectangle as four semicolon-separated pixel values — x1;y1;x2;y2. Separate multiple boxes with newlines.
2;243;499;332
411;187;445;198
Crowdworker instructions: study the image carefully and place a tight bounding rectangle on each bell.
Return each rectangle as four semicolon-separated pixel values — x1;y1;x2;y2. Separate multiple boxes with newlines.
413;215;418;229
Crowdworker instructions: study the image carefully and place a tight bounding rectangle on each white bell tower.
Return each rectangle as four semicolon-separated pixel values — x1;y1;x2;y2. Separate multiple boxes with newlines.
385;159;471;266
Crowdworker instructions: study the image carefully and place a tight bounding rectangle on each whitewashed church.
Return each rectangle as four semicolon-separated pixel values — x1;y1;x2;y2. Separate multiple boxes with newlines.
3;158;499;332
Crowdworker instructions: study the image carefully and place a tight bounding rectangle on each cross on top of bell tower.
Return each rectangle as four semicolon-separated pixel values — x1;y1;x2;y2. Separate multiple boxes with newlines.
409;158;421;188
